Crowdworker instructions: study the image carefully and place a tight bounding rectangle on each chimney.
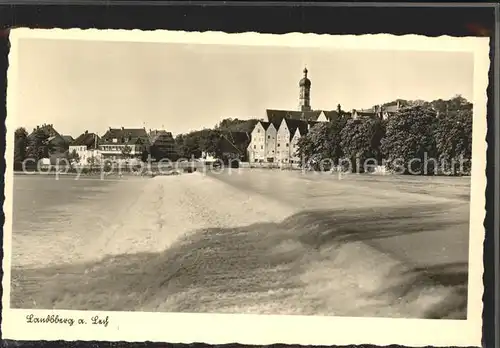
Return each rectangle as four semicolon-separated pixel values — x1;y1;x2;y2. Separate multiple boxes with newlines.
122;127;125;131
397;100;401;109
85;130;88;134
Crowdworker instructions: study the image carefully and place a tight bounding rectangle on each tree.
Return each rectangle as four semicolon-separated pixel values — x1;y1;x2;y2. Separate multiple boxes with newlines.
121;145;132;159
340;117;385;173
141;149;150;163
215;118;259;133
434;107;473;175
87;155;100;172
175;132;203;159
199;129;224;159
14;127;28;166
67;149;80;167
25;127;50;162
380;106;438;175
296;115;349;170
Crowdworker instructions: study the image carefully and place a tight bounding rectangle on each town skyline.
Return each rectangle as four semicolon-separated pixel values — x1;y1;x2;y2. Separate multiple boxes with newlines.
14;39;474;137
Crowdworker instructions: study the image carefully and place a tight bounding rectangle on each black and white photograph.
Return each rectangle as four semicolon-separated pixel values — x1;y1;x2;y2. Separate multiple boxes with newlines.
2;29;489;346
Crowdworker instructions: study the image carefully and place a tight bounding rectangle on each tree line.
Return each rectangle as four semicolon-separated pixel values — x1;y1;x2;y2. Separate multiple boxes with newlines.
297;95;473;175
13;95;473;175
173;119;256;162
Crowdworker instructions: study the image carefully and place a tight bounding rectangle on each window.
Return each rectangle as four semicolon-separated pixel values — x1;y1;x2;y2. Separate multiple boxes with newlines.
286;143;289;147
253;145;256;149
257;129;260;133
261;145;263;149
277;143;280;147
267;135;270;139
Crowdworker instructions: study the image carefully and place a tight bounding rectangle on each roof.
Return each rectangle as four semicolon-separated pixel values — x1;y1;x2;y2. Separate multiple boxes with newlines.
221;131;250;143
62;135;74;143
100;127;149;145
225;119;260;133
258;121;271;131
284;119;309;140
71;132;99;148
219;131;251;154
383;105;399;113
149;130;174;143
27;124;61;140
356;111;378;117
266;109;324;123
299;67;311;88
323;111;340;121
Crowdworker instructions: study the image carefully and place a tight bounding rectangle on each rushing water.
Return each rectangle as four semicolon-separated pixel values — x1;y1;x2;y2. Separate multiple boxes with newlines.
9;171;471;271
10;175;148;268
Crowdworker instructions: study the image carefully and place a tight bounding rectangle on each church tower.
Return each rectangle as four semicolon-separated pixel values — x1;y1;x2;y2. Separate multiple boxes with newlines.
298;67;312;112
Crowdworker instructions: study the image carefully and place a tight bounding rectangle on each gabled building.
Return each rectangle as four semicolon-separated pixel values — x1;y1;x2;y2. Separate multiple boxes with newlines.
352;101;401;120
264;122;278;162
62;135;74;145
27;123;67;154
219;131;251;161
99;127;150;161
247;121;269;163
278;118;309;164
148;129;177;160
246;67;347;164
69;131;101;165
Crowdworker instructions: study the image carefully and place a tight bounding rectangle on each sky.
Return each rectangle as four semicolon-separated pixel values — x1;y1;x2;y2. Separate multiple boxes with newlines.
13;38;474;137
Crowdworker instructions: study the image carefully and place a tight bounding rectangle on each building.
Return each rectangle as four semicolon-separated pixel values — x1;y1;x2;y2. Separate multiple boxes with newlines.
247;67;340;164
351;101;401;120
62;135;74;145
248;121;268;163
99;127;150;162
27;123;68;154
299;67;312;112
275;118;309;164
219;131;251;162
148;129;177;160
69;131;101;165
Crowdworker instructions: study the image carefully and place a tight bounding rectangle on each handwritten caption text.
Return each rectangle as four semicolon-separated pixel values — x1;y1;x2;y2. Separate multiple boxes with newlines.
26;314;109;327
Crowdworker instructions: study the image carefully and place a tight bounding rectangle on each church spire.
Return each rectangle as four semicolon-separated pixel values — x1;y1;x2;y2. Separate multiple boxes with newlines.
298;66;311;111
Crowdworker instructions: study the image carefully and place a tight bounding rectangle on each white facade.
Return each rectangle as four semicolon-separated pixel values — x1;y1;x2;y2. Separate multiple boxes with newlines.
68;145;102;165
248;120;308;164
276;119;291;164
99;144;143;161
290;129;302;164
265;123;277;162
316;111;328;122
247;122;267;163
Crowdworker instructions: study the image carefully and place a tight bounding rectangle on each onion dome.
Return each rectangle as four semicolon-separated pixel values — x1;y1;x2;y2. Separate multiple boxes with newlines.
299;67;311;88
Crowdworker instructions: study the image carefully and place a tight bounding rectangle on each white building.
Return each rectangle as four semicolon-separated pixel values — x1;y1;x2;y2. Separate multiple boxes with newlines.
68;131;102;165
247;121;268;163
98;127;150;162
246;67;341;164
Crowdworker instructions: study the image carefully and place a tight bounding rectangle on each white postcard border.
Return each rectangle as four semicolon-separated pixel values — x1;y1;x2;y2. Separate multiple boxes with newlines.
2;28;489;347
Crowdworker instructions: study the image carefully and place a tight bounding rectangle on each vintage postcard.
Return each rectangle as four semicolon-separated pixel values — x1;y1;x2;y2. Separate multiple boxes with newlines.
2;29;489;346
